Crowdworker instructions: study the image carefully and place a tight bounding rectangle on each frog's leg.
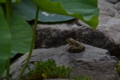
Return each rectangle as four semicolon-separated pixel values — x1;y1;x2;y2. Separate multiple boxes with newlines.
72;46;85;52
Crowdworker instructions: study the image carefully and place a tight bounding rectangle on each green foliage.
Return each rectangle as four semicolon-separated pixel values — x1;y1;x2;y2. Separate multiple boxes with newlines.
0;2;32;77
33;0;99;29
25;59;71;80
117;61;120;74
0;0;21;3
10;12;33;58
0;6;11;77
25;59;93;80
0;0;99;79
13;0;74;22
73;76;92;80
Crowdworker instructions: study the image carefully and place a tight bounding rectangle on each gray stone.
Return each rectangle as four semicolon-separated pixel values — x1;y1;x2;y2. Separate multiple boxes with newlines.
106;0;118;3
1;44;118;80
97;0;120;56
35;23;119;56
115;2;120;10
98;0;116;17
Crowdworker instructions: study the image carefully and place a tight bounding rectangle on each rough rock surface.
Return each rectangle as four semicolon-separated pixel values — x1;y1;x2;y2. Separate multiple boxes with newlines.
115;2;120;10
35;23;120;56
106;0;118;3
1;44;118;80
96;0;120;56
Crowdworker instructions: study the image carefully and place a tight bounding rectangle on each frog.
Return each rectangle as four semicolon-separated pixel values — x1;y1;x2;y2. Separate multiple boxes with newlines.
66;38;85;53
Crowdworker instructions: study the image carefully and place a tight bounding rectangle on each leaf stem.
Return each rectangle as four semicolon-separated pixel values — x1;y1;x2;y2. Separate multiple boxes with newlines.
17;7;39;80
6;0;12;80
6;0;12;27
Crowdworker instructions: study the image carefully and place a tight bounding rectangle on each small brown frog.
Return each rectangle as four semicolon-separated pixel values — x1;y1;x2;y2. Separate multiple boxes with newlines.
66;38;85;53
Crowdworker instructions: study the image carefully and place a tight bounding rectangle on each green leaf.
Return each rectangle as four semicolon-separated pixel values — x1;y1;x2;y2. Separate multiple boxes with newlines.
0;0;21;3
10;12;33;58
13;0;74;22
0;6;11;77
33;0;99;29
13;0;21;3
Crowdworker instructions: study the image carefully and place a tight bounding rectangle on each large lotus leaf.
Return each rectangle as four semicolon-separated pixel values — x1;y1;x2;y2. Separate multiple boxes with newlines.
0;0;21;3
0;6;11;77
10;12;33;58
33;0;99;29
13;0;74;22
